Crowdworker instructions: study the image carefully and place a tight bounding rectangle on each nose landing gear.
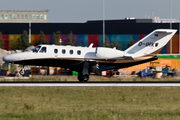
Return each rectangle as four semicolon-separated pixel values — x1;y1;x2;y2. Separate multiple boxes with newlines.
19;68;25;76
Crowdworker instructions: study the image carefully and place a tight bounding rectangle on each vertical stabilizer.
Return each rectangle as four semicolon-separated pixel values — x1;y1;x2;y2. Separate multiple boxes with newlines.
124;29;177;58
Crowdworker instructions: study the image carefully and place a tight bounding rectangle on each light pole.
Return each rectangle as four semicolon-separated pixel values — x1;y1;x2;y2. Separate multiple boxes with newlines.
152;9;154;19
103;0;105;47
29;20;31;43
170;0;172;54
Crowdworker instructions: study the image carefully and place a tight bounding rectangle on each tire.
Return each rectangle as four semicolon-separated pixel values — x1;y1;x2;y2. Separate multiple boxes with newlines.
78;75;83;82
77;74;89;82
20;69;25;75
83;74;89;82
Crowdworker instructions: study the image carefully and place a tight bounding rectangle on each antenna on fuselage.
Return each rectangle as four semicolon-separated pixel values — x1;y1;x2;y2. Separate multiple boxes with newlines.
88;43;94;48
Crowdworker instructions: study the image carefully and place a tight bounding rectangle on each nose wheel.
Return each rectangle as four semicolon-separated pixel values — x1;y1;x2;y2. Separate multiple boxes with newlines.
19;64;26;77
19;68;26;76
78;74;89;82
20;68;25;75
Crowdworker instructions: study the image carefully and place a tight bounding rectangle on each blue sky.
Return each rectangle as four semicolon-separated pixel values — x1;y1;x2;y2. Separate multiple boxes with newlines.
0;0;179;23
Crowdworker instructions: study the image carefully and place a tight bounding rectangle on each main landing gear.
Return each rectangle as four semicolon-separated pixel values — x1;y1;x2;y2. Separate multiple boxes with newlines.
77;61;101;82
77;61;90;82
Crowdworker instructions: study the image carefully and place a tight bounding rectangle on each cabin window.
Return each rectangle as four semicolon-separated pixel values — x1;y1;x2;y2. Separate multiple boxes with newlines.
62;49;66;54
77;50;81;55
54;49;58;53
39;47;47;53
70;50;73;54
32;46;41;53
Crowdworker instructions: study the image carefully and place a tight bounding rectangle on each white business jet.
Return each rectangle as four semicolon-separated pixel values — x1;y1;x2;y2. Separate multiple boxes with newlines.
2;29;177;82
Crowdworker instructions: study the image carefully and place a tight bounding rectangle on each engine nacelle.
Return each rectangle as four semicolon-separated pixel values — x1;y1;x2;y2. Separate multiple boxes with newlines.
95;47;124;59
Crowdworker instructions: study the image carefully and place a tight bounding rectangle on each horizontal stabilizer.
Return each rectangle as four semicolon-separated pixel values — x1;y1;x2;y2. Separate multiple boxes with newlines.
155;29;173;33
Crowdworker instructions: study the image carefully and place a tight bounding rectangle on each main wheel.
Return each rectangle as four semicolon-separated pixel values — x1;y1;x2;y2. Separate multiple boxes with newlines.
82;74;89;82
78;75;83;82
78;74;89;82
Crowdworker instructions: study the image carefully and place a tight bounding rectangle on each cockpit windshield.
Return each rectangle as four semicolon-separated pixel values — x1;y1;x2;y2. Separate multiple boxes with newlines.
31;46;41;53
39;47;47;53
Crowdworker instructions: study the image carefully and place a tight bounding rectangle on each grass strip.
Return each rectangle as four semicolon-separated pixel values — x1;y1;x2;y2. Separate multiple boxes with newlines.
0;87;180;119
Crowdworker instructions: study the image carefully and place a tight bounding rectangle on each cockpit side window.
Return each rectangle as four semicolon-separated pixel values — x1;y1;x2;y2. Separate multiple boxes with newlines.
39;47;47;53
32;46;41;53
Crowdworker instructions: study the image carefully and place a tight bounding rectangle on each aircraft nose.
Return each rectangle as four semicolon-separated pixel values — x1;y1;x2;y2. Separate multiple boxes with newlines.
2;52;27;63
2;55;12;63
2;55;8;62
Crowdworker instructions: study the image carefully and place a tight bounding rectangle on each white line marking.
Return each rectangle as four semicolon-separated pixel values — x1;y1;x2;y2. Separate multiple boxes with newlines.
0;83;179;87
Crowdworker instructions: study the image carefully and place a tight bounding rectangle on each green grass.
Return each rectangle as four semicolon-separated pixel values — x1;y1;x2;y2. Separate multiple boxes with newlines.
0;87;180;119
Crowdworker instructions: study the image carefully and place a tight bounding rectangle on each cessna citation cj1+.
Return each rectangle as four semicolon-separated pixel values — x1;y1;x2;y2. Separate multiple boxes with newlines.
2;29;177;82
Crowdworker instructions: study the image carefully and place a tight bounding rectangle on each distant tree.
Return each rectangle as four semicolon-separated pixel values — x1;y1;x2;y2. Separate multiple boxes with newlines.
112;40;122;50
17;30;31;50
0;32;4;49
104;36;111;48
52;31;61;45
127;38;135;49
36;31;48;45
9;39;18;50
66;31;76;46
103;36;122;50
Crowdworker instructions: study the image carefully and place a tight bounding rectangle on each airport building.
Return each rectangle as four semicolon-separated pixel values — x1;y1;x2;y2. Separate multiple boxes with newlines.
0;18;180;71
0;18;179;54
0;10;49;23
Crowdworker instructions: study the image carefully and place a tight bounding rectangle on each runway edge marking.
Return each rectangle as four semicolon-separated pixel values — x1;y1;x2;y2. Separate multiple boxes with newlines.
0;83;180;87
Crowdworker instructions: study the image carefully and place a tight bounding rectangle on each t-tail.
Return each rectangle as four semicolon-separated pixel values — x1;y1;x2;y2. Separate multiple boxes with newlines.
124;29;177;59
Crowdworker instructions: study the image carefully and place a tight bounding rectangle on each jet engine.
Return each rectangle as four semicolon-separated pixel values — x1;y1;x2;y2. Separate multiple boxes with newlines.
95;47;124;59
